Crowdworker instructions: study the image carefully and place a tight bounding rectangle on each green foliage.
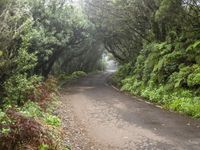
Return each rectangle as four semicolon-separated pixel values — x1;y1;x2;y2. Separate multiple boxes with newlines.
187;66;200;87
0;0;102;149
20;101;43;118
44;76;58;93
115;38;200;118
4;74;42;105
169;66;190;88
44;115;61;127
1;17;42;105
155;0;182;22
39;144;49;150
112;63;133;86
120;71;200;118
20;101;61;127
0;109;12;135
71;71;87;78
59;71;87;85
0;51;3;57
121;77;143;95
168;98;200;118
168;64;200;88
186;40;200;53
0;0;200;148
0;107;64;150
0;0;103;104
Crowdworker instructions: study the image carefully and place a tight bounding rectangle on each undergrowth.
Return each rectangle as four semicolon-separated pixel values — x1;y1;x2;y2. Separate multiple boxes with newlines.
113;40;200;118
0;71;87;149
58;71;87;86
0;75;69;150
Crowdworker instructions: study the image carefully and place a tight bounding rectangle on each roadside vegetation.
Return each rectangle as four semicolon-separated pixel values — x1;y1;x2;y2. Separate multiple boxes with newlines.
0;0;102;149
85;0;200;118
1;0;200;149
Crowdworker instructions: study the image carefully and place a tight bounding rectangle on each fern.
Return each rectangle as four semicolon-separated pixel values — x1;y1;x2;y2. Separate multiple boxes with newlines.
186;40;200;52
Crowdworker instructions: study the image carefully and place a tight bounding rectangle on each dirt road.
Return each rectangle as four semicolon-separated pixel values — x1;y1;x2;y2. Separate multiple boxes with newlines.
59;73;200;150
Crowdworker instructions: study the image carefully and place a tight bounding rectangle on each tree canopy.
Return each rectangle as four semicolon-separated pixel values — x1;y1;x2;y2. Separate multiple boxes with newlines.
0;0;200;149
0;0;105;99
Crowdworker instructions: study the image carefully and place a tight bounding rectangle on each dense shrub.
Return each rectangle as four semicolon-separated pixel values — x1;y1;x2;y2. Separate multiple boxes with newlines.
0;0;104;149
0;100;64;150
27;76;59;109
115;40;200;118
58;71;87;86
4;74;42;105
0;109;53;150
112;63;133;87
1;72;63;149
71;71;87;78
20;101;61;127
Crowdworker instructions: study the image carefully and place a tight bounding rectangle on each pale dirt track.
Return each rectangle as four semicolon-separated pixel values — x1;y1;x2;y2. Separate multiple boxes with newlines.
58;72;200;150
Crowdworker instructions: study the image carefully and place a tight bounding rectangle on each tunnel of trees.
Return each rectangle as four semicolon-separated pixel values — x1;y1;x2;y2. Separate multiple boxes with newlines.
0;0;200;149
84;0;200;117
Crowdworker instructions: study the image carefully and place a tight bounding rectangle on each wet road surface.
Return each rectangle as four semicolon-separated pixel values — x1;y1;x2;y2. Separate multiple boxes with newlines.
62;72;200;150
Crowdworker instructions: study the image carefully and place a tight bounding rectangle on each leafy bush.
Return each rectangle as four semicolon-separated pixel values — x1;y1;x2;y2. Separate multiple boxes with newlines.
71;71;87;78
0;109;12;136
114;40;200;118
39;144;49;150
44;76;58;93
168;98;200;118
0;109;53;150
112;63;133;86
4;74;42;105
20;101;61;127
169;66;191;88
2;20;42;105
20;101;44;118
187;65;200;87
24;76;59;110
59;71;87;86
44;115;61;127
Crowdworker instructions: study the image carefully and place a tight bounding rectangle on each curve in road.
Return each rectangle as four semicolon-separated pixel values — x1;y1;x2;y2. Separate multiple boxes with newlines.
62;73;200;150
